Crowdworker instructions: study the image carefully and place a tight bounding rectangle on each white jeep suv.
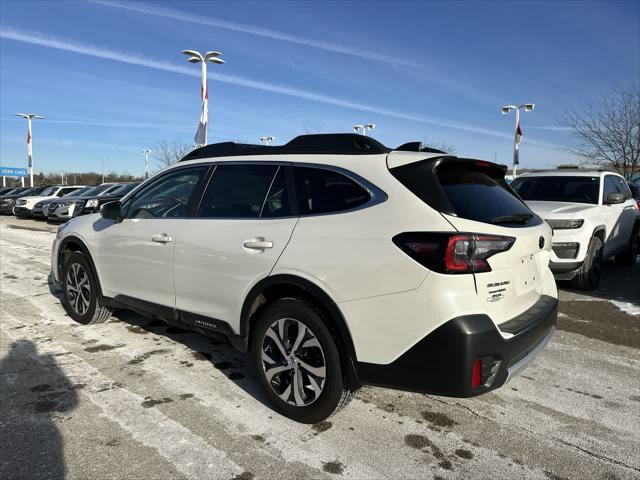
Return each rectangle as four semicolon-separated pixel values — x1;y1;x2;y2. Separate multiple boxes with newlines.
52;134;558;423
511;170;639;290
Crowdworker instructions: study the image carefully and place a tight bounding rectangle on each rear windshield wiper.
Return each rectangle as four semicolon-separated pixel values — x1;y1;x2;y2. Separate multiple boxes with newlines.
490;213;533;225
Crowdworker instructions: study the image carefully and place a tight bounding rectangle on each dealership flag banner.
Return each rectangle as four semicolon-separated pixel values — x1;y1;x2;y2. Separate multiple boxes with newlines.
27;124;32;168
514;121;523;165
195;76;208;145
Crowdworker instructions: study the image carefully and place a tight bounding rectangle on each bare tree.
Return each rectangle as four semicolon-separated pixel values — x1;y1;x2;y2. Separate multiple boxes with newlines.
562;84;639;178
154;140;192;169
422;139;456;154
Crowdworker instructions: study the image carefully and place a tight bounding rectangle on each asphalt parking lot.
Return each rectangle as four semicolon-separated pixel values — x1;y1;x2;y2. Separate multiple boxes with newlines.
1;215;639;480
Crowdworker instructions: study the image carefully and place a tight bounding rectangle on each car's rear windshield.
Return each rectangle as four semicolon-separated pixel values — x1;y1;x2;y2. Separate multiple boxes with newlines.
78;185;111;198
511;176;599;204
110;183;138;196
63;186;91;197
391;159;538;227
39;186;58;197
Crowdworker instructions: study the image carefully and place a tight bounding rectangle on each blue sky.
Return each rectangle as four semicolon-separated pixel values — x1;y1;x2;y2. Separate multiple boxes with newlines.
1;0;638;176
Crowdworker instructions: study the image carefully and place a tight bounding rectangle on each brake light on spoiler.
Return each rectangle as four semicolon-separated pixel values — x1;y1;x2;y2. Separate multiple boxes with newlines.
393;232;515;274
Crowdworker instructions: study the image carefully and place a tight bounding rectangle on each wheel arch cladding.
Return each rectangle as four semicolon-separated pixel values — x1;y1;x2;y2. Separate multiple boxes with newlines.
58;236;102;297
592;226;606;242
241;274;359;365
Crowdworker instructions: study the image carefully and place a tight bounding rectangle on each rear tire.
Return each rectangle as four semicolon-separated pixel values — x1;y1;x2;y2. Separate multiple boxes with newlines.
62;251;112;325
570;236;603;291
615;223;639;267
251;298;354;423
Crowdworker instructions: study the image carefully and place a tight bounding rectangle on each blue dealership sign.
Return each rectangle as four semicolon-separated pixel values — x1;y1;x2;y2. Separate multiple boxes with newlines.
0;166;28;177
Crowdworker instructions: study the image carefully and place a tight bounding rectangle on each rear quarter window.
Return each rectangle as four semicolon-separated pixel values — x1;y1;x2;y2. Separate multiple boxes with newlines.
294;167;370;215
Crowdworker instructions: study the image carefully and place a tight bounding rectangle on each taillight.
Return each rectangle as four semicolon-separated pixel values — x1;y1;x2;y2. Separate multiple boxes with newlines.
393;232;515;274
471;359;482;389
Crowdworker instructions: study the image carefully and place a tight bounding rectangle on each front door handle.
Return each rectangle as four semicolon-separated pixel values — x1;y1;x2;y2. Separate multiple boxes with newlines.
152;234;173;244
244;238;273;251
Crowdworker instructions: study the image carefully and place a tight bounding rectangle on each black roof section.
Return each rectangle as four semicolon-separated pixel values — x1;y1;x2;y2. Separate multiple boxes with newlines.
180;133;391;162
395;141;448;154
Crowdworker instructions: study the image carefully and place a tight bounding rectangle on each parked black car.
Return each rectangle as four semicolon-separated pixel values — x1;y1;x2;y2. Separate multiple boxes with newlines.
0;186;48;215
74;183;140;216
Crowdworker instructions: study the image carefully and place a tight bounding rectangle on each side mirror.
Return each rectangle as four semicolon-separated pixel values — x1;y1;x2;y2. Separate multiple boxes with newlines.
100;201;122;221
605;192;625;205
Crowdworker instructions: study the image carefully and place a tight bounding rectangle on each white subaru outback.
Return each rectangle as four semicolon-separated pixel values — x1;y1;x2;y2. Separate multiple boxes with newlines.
52;134;558;423
511;170;639;290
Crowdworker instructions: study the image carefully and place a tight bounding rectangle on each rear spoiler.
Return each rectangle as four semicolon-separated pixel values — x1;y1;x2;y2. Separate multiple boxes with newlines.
388;155;509;216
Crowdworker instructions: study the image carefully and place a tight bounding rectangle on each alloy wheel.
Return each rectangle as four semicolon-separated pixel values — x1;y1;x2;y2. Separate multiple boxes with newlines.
66;263;91;316
261;318;327;407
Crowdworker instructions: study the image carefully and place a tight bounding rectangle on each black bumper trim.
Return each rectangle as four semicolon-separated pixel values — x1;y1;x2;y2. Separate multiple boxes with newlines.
354;295;557;397
550;261;582;274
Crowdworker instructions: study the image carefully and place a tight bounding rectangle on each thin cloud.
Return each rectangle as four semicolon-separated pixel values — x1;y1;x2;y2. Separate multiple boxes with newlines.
527;125;572;132
90;0;420;68
0;27;560;148
5;115;192;129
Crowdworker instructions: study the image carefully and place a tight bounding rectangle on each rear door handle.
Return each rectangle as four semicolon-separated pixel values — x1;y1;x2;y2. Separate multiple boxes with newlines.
244;238;273;251
152;234;173;244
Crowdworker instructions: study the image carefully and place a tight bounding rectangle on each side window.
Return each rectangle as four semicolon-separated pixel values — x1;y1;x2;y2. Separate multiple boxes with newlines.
198;164;278;218
294;167;370;215
615;177;632;199
126;167;207;219
261;167;292;218
603;175;620;201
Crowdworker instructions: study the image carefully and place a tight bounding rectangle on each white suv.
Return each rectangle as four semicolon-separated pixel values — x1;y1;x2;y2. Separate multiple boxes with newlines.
52;134;558;423
512;170;639;290
14;185;84;218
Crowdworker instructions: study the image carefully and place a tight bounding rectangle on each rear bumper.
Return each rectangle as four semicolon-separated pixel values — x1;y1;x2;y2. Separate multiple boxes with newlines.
355;295;557;397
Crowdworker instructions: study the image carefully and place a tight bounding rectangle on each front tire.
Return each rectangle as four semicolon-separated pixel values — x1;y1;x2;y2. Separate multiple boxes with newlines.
62;251;112;325
251;298;354;423
570;236;603;290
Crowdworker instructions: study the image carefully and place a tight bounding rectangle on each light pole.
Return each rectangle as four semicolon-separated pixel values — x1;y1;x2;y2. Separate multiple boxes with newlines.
501;103;535;177
15;113;44;187
142;149;151;179
353;123;376;136
260;136;275;146
182;49;224;147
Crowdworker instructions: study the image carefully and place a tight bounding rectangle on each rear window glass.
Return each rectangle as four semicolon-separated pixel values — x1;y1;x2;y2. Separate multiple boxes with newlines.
391;159;538;226
511;176;599;204
437;165;536;226
294;167;370;215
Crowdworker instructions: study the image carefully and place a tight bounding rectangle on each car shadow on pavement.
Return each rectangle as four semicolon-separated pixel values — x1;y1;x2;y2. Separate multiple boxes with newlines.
0;339;79;480
558;256;640;305
110;309;272;408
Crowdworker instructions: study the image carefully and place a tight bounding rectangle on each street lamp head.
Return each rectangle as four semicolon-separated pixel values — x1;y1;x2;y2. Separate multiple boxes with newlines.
205;51;222;59
524;103;535;112
186;56;201;63
182;50;203;60
366;123;376;131
15;113;44;120
501;106;516;114
208;57;225;64
353;124;363;132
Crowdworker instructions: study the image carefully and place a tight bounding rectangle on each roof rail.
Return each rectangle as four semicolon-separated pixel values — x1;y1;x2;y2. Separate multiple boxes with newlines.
395;141;448;154
180;133;390;161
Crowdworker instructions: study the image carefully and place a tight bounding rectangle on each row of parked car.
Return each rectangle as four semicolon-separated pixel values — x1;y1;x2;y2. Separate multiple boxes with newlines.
0;182;139;221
